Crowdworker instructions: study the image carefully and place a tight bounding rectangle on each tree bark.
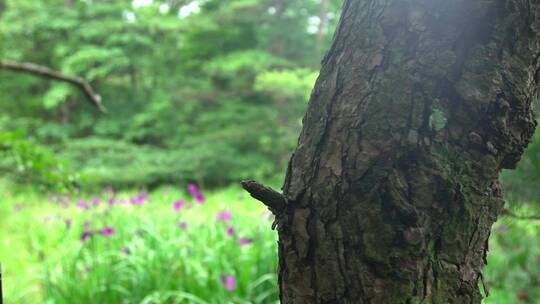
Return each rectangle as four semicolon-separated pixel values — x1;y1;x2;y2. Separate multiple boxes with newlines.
246;0;540;303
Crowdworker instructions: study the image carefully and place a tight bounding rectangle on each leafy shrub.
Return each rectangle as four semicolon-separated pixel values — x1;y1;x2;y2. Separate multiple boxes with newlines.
59;137;276;190
0;130;78;191
502;126;540;204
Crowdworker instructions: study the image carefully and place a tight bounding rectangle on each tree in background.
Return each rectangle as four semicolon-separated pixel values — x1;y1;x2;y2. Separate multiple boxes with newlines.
244;0;540;302
0;0;341;189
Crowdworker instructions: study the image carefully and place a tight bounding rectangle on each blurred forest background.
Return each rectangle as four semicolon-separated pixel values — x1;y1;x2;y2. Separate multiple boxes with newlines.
1;0;540;303
0;0;342;191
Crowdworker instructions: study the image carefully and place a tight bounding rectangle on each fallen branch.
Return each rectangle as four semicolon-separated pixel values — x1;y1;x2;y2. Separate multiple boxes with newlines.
0;59;106;113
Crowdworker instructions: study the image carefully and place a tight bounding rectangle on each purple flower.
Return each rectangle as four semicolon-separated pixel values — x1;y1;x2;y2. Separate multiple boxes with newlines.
216;210;232;221
121;247;131;254
91;197;101;206
172;200;188;212
131;192;148;205
98;227;116;236
226;226;235;236
178;221;188;229
80;230;93;242
60;202;70;209
220;274;237;291
108;198;116;206
188;183;205;204
194;193;205;204
238;238;254;246
77;200;90;210
188;183;199;196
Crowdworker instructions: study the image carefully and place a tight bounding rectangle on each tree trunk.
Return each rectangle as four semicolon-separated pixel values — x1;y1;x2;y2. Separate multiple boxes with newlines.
245;0;540;303
270;0;286;56
316;0;329;56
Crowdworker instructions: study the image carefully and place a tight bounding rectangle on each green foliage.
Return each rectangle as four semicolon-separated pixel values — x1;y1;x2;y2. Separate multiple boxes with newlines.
0;130;78;191
0;0;343;189
0;184;278;304
255;68;319;101
502;124;540;204
483;209;540;304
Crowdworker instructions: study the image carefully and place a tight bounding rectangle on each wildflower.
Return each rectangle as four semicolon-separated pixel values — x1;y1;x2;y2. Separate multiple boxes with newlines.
131;192;148;205
172;200;188;212
80;230;93;242
60;202;70;209
226;226;235;236
104;186;114;194
194;193;205;204
108;197;116;206
77;200;90;210
121;247;131;254
188;183;205;204
91;197;101;206
220;274;237;291
188;183;199;196
216;210;232;221
64;219;72;229
178;221;188;229
238;238;254;246
98;227;116;236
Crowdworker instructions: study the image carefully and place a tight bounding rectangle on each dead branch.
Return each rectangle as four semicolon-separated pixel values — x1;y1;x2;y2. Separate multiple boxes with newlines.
241;180;287;214
0;59;106;113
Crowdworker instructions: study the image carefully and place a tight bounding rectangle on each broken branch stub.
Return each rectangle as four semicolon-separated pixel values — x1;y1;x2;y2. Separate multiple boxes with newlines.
240;180;287;214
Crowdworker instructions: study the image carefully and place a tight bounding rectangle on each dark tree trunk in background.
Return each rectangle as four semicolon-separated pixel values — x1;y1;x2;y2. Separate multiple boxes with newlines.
270;0;286;55
316;0;329;55
245;0;540;303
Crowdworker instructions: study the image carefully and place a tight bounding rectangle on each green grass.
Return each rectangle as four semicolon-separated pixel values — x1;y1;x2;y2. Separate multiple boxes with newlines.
0;181;278;304
1;180;540;303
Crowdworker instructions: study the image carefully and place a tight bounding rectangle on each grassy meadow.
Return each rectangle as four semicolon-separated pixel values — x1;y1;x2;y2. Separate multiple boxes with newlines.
0;179;539;303
0;181;278;304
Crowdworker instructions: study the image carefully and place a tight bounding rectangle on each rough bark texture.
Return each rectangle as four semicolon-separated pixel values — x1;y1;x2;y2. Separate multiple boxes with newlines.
272;0;540;303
